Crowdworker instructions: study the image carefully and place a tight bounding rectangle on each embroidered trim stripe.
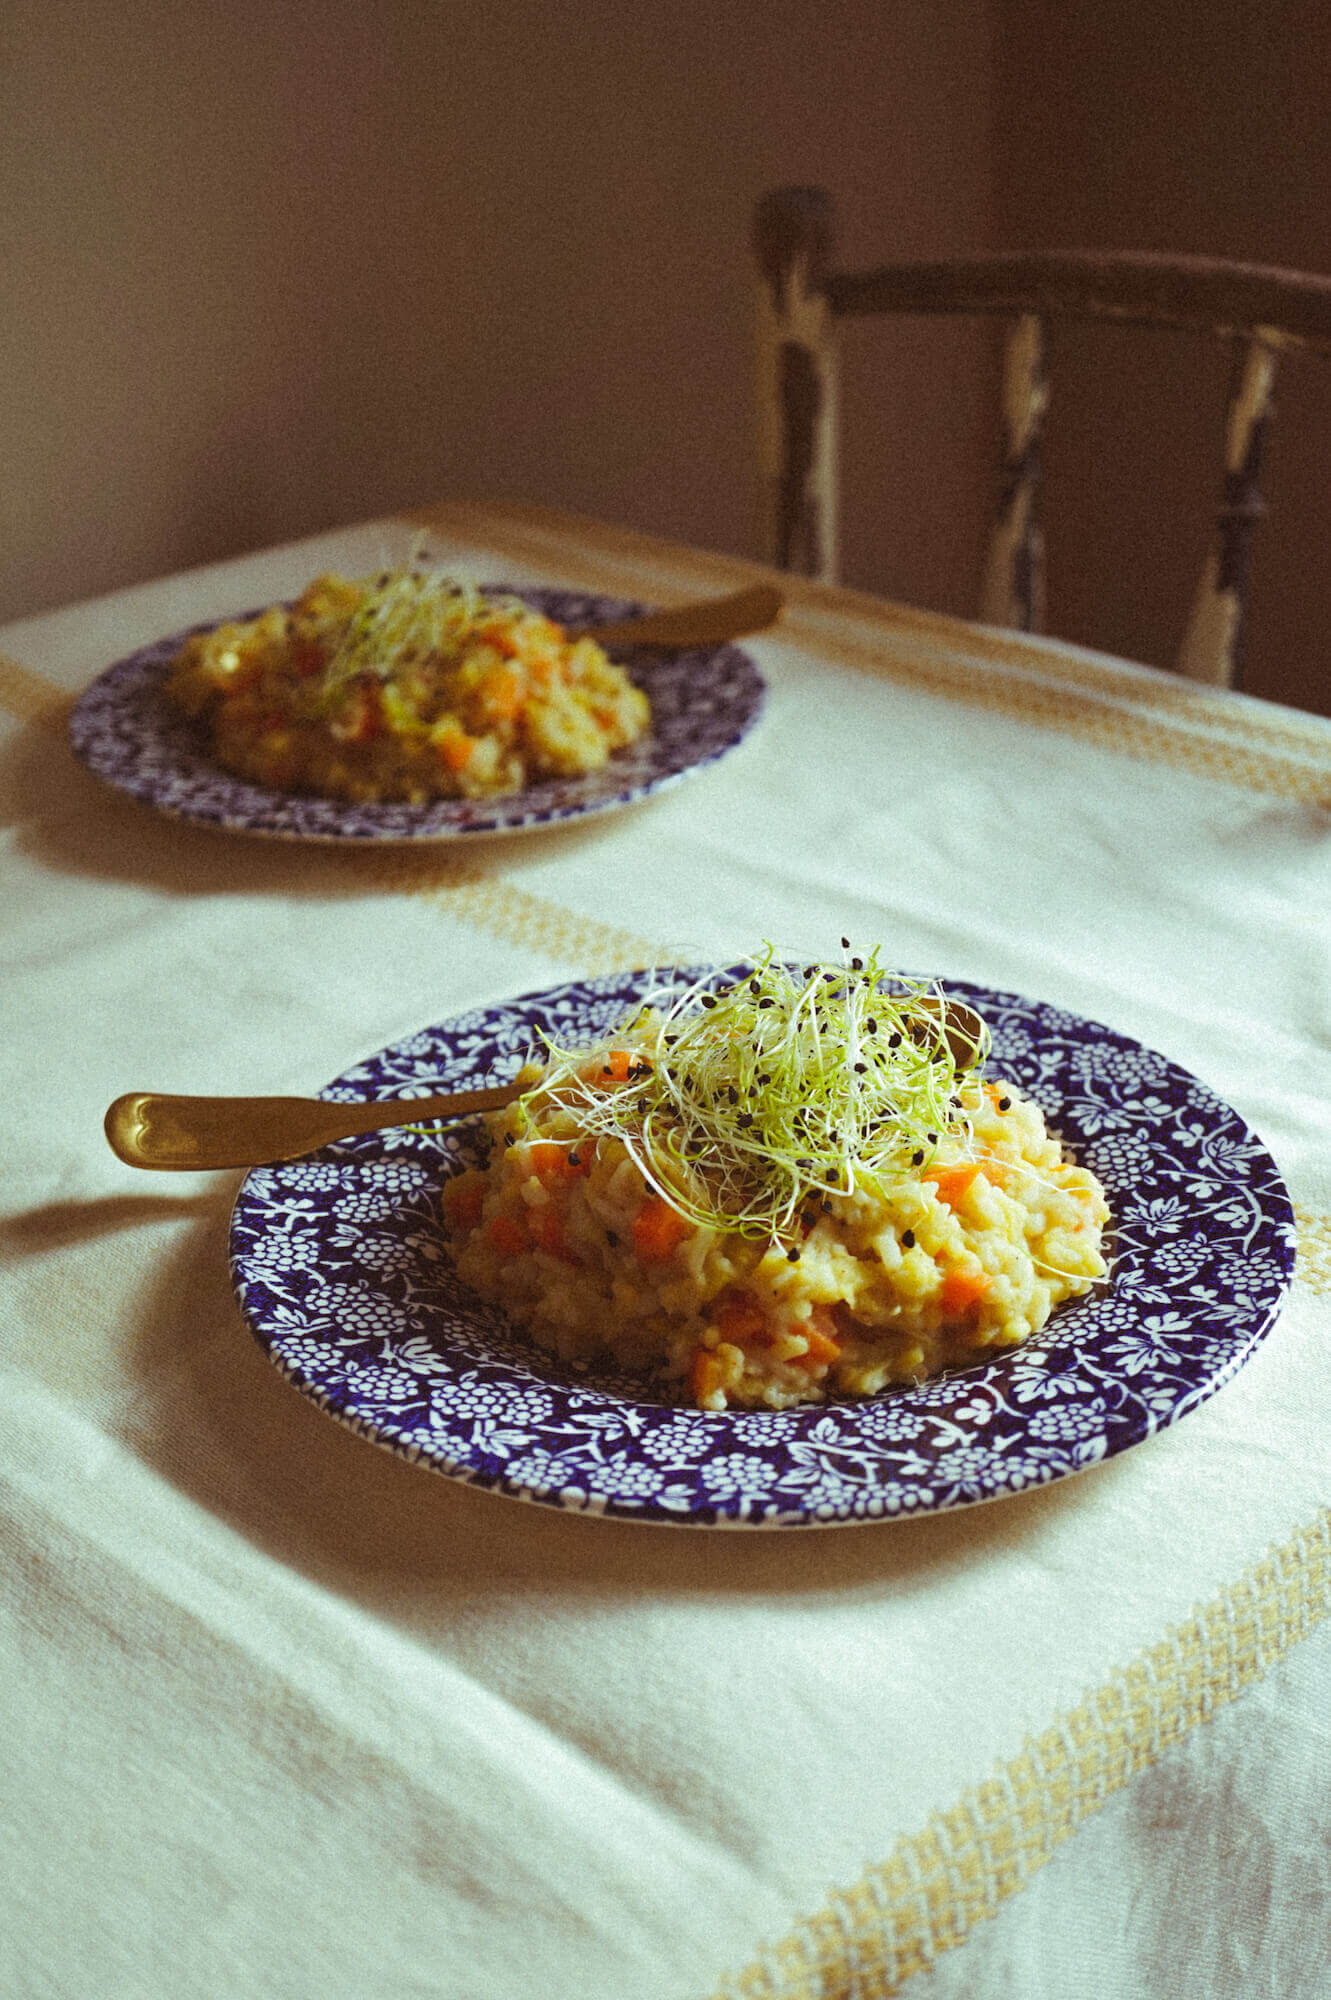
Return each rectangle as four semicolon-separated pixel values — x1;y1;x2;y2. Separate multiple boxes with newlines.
714;1503;1331;1999
408;502;1331;803
458;501;1331;761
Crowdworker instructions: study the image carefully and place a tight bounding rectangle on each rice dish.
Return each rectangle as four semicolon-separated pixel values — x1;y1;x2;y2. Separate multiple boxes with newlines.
164;569;650;803
443;955;1109;1411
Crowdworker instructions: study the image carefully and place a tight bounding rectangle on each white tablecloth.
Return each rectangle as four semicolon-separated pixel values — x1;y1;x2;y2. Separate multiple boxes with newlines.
2;501;1329;1999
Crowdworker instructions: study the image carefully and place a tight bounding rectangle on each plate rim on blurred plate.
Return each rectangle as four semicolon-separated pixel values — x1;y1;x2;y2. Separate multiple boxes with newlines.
67;586;766;844
228;967;1297;1528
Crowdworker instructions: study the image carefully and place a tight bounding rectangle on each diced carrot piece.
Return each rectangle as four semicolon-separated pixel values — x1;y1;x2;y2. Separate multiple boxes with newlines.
793;1311;842;1369
631;1195;692;1264
924;1163;982;1207
939;1268;993;1316
712;1292;769;1346
590;1048;637;1085
528;1205;577;1262
477;664;525;723
689;1346;726;1404
442;1179;486;1232
521;1139;592;1187
433;723;476;772
476;623;521;659
485;1214;527;1257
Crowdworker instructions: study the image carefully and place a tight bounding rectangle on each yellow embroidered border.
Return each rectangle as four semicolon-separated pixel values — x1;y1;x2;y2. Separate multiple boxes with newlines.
7;506;1331;807
1294;1204;1331;1298
410;502;1331;805
716;1503;1331;1999
413;500;1331;744
341;851;661;973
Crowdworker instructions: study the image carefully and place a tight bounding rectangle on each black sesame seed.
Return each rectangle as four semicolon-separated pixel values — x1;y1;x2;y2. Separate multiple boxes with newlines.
738;1112;754;1128
867;1018;878;1033
758;998;775;1010
853;1062;867;1074
727;1085;739;1104
568;1152;580;1166
902;1229;916;1248
912;1149;924;1165
888;1032;902;1048
851;957;863;970
749;980;761;995
999;1096;1012;1111
701;994;717;1009
787;1247;800;1262
606;1229;618;1246
841;936;850;948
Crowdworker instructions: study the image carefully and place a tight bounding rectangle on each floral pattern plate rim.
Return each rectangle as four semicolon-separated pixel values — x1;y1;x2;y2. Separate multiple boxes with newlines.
230;968;1296;1528
67;588;765;843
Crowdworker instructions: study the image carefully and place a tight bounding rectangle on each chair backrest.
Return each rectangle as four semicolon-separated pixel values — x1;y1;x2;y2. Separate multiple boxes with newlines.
753;185;1331;689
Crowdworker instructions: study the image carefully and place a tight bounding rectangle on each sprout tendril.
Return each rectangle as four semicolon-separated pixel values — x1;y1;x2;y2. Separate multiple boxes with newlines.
518;946;993;1242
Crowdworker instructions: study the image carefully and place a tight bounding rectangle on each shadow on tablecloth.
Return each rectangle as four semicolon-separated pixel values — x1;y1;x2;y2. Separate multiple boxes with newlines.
0;705;661;904
41;1182;1144;1613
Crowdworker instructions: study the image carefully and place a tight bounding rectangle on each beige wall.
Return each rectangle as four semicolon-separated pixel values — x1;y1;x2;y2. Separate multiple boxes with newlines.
2;1;996;631
9;7;1331;712
994;3;1331;714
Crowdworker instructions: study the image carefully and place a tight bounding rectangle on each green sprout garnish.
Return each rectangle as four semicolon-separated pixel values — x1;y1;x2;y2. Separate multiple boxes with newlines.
315;568;538;709
520;945;991;1241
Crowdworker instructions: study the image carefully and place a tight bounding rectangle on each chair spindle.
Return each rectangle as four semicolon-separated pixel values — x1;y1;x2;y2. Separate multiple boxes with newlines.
753;187;838;581
1175;332;1280;688
978;313;1048;633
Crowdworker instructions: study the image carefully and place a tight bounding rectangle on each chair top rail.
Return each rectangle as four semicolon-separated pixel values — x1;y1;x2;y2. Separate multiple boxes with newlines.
825;250;1331;353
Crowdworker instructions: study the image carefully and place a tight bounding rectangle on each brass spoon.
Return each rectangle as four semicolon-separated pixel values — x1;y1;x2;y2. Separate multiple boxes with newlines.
104;1001;985;1173
105;1083;524;1171
574;584;783;649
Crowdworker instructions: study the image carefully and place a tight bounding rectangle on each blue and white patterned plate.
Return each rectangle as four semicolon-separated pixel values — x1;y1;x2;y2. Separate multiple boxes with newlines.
68;588;765;842
230;968;1296;1527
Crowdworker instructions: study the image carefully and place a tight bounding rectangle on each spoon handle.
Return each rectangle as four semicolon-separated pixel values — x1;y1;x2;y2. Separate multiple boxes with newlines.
575;584;782;649
105;1083;522;1171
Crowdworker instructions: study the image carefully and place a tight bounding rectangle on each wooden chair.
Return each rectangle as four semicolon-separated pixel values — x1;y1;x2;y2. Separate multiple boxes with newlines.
753;185;1331;689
